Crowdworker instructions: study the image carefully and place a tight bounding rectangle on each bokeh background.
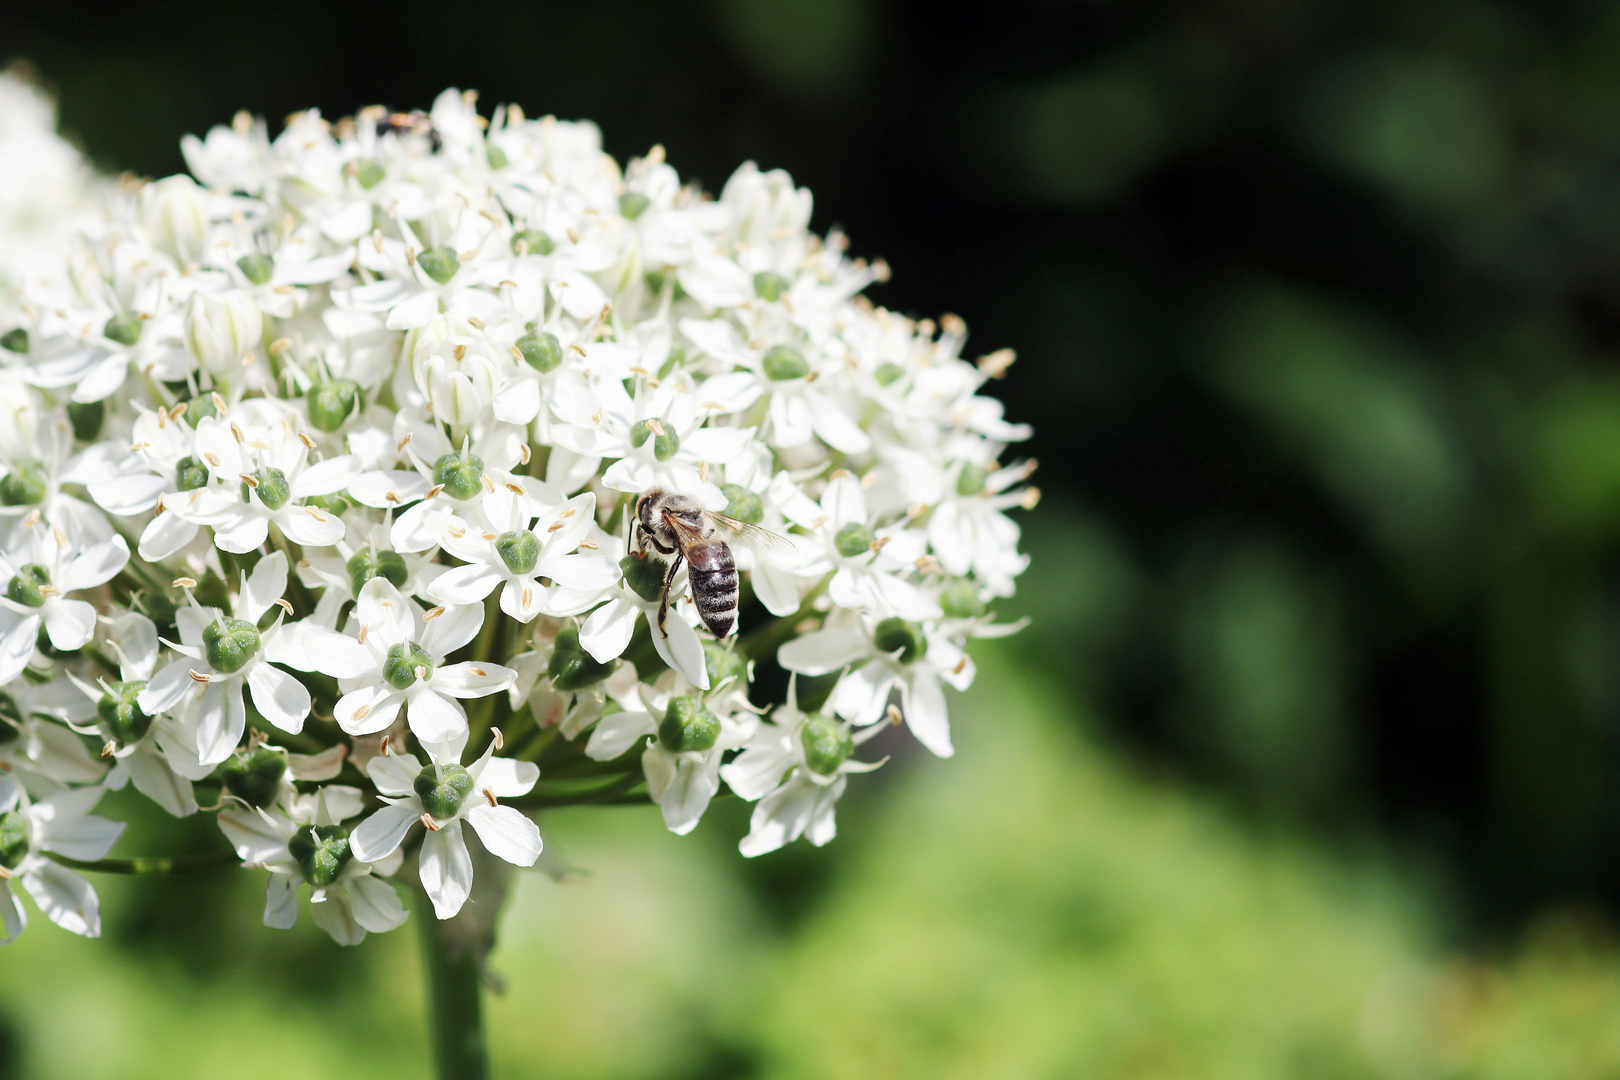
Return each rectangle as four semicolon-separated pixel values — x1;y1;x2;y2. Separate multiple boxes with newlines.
10;0;1620;1075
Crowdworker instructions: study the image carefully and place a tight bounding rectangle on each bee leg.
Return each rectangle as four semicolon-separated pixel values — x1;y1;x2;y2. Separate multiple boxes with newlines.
657;552;685;634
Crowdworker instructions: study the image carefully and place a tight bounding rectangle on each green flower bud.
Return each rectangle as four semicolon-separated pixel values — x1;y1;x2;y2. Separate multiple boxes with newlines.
417;247;459;285
6;564;50;608
0;328;27;354
619;192;650;220
175;456;210;492
762;344;810;381
511;229;554;256
203;617;260;674
0;810;28;872
800;712;853;777
308;380;363;432
415;764;473;820
630;419;679;461
956;463;987;497
874;362;905;386
383;640;434;690
353;158;386;189
834;522;875;558
487;145;509;170
620;554;666;603
516;330;563;373
873;617;927;664
66;400;104;442
0;459;47;506
103;311;143;347
236;252;275;286
548;625;614;692
97;680;152;744
658;695;720;754
753;271;790;302
703;641;748;691
939;579;987;620
496;531;540;576
346;547;408;595
432;451;484;501
220;746;287;809
245;467;291;510
306;491;352;517
183;395;220;428
288;825;352;887
719;484;763;525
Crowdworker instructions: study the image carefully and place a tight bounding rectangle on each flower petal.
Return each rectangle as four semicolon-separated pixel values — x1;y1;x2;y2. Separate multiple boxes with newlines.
418;821;473;919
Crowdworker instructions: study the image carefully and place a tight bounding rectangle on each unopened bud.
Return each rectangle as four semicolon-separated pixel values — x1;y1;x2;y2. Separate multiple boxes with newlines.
185;290;263;375
142;175;209;264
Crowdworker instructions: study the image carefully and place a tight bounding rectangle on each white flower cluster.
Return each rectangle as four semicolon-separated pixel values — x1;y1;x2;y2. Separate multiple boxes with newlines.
0;88;1034;946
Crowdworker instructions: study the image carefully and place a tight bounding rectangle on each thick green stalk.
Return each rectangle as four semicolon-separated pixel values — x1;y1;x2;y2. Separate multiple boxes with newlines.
417;886;490;1080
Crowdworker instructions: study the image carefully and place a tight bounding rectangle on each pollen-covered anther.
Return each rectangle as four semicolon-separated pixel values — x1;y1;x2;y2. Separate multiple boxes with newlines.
908;503;929;519
296;431;315;449
506;483;524;495
977;347;1016;378
274;598;294;615
239;473;258;488
424;606;446;621
492;728;504;750
21;510;40;530
869;537;890;553
421;813;439;831
189;670;211;683
467;316;485;330
953;656;968;675
453;344;466;361
547;520;564;532
483;788;497;807
397;432;412;452
426;484;445;499
519;444;531;465
173;577;197;588
101;740;117;758
1020;487;1041;510
579;539;598;550
230;423;245;444
413;665;427;680
887;704;903;726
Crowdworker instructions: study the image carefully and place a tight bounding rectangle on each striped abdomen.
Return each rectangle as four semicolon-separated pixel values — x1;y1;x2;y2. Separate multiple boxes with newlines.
687;542;739;638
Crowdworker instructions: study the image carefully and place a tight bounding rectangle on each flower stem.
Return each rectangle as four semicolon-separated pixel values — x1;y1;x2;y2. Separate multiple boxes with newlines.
44;850;237;875
417;886;490;1080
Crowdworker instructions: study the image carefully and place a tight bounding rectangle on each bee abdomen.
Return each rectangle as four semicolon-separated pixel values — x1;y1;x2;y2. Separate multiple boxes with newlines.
688;545;739;638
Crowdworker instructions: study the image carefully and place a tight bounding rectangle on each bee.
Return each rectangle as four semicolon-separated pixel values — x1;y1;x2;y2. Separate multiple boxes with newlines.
634;488;793;639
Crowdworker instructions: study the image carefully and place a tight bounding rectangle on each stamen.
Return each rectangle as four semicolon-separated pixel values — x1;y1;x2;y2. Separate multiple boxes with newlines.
887;704;903;726
189;670;211;683
421;813;440;831
483;788;497;807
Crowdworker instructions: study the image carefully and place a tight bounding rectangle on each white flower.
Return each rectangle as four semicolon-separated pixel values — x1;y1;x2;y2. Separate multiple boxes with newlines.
722;675;885;856
0;524;129;683
778;608;974;758
161;410;357;553
218;782;407;946
427;488;615;622
782;471;941;621
586;684;756;835
65;612;196;817
183;288;263;378
350;736;541;919
138;552;337;766
0;783;124;943
327;577;517;748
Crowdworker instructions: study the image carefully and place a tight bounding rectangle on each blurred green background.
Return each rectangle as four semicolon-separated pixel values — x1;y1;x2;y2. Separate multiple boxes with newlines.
12;0;1620;1075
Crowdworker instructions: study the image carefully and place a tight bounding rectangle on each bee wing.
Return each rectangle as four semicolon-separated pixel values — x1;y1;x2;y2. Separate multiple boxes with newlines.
705;512;797;553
